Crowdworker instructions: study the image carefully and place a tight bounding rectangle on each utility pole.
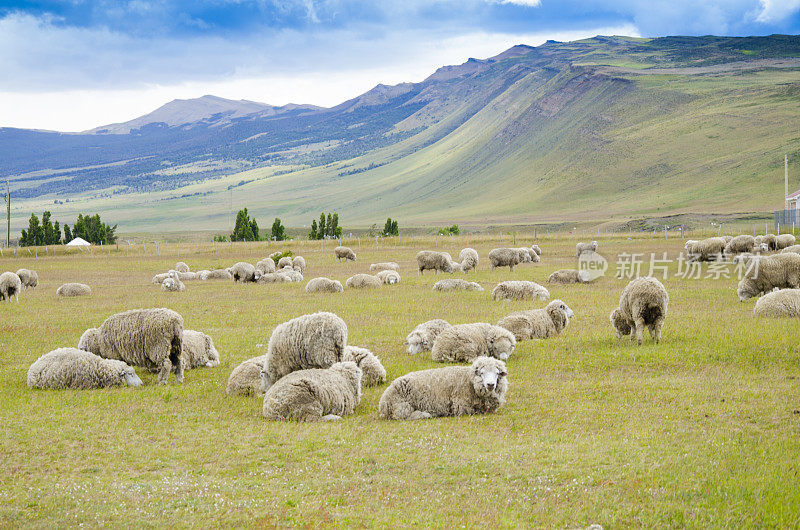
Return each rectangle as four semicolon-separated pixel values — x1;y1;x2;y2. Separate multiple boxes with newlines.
785;154;789;211
3;181;9;247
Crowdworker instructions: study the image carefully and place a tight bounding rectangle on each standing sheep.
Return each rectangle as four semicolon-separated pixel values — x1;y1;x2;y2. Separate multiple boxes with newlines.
292;256;306;272
16;268;38;290
753;289;800;317
776;234;797;250
612;276;669;345
497;300;574;341
342;345;387;386
255;258;276;275
531;245;542;257
405;319;452;355
576;241;598;257
262;362;362;422
492;281;550;302
430;323;516;363
334;246;357;261
515;248;533;263
488;248;520;271
432;279;483;292
370;262;399;272
56;283;91;298
181;330;220;369
376;270;401;284
226;355;267;396
416;251;454;275
378;357;508;420
686;237;726;262
345;274;382;289
229;262;257;282
0;272;22;302
723;235;756;256
277;256;293;269
459;248;479;272
737;252;800;300
758;233;778;251
27;348;143;389
306;277;344;293
174;262;190;273
609;309;632;339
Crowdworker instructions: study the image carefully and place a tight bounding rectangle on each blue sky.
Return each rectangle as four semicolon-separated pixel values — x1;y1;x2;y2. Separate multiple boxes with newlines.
1;0;798;130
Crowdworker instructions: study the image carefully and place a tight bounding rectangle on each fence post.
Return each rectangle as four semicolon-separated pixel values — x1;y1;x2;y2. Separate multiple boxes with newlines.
513;232;515;245
358;237;361;250
35;247;37;259
214;240;217;254
156;241;159;256
320;239;323;252
89;245;92;258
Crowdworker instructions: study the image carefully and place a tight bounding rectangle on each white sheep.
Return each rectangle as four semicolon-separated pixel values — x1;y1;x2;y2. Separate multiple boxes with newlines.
174;262;190;273
488;248;520;271
416;251;454;274
547;269;590;284
56;282;91;297
198;269;232;280
342;345;387;386
226;355;267;396
753;289;800;317
334;246;357;261
432;279;483;292
305;277;344;293
497;299;574;341
370;262;399;272
781;244;800;255
277;256;293;269
16;268;38;290
27;348;143;389
0;271;22;302
431;323;516;363
737;253;800;300
181;330;220;369
292;256;306;271
576;241;598;257
346;273;382;289
611;276;669;345
376;270;401;284
530;245;542;257
776;233;797;250
405;319;452;355
492;281;549;302
459;248;479;272
255;258;276;275
161;270;186;292
229;262;257;282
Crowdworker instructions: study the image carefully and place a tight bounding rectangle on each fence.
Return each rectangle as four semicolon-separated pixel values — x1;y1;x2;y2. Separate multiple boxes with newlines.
774;209;800;231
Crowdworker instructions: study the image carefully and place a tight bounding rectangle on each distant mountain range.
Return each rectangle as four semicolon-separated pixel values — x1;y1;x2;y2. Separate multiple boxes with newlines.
2;34;800;232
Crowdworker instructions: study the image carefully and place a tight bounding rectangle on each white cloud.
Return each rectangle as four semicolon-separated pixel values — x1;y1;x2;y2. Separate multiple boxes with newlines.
499;0;541;6
755;0;800;23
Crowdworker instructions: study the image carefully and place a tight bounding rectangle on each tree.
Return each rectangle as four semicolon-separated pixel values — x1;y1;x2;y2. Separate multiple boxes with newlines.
53;221;61;244
250;218;260;241
230;208;259;241
437;224;460;236
319;213;326;239
271;218;286;241
383;217;399;236
63;224;72;243
391;219;398;236
326;213;333;237
330;213;341;238
72;213;117;244
309;219;318;240
20;213;43;246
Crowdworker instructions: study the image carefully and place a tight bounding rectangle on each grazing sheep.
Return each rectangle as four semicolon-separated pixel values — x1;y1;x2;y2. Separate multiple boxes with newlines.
306;277;344;293
261;311;348;391
576;241;598;257
152;272;170;284
161;271;186;292
198;269;232;280
753;289;800;317
488;248;520;271
432;278;483;292
497;299;574;341
181;330;220;369
450;262;464;273
515;248;532;263
0;272;22;302
229;262;257;282
279;268;304;282
90;308;184;384
757;233;778;251
687;237;726;262
492;281;550;302
27;348;143;389
613;276;669;345
334;246;357;261
255;258;276;275
405;319;452;355
375;269;401;285
737;252;800;301
459;248;479;272
378;356;508;420
416;250;454;275
16;268;38;290
174;262;190;273
609;308;632;339
776;234;797;250
370;262;399;272
262;362;362;422
225;355;267;396
548;269;590;284
292;256;306;272
57;282;91;298
781;244;800;255
342;345;387;386
724;235;756;256
431;323;516;363
78;327;101;353
277;256;293;269
530;245;542;257
346;273;382;289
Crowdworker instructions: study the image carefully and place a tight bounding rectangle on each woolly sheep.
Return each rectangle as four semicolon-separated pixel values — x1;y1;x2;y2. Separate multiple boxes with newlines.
451;262;464;273
515;248;532;263
346;273;382;289
262;362;362;422
175;271;198;281
27;348;143;389
0;272;22;302
277;256;293;269
609;308;632;339
370;262;399;272
376;269;401;284
342;345;387;386
547;269;590;284
255;258;276;275
497;299;574;341
278;268;304;282
198;269;232;280
55;282;91;298
306;277;344;293
405;319;452;355
737;252;800;301
257;272;294;284
781;244;800;254
530;245;542;257
756;233;777;251
229;262;257;282
612;276;669;345
161;271;186;292
431;323;516;363
261;311;347;391
488;248;520;271
724;235;756;256
378;356;508;420
174;262;190;273
432;278;483;292
292;256;306;271
776;234;797;250
753;288;800;317
686;237;726;262
16;268;38;289
576;241;598;257
459;248;479;272
78;327;101;354
334;246;357;261
492;280;550;302
416;250;454;274
181;330;220;369
225;355;267;396
151;272;170;284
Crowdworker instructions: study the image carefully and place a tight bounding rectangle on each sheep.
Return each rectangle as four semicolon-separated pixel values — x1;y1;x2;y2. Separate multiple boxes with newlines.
198;269;232;280
174;262;190;273
152;272;170;284
378;356;508;420
305;277;344;293
488;248;520;271
737;252;800;301
181;330;220;369
175;271;198;281
753;288;800;317
376;269;401;285
161;271;186;292
451;262;464;273
497;299;574;341
459;248;479;272
609;308;632;339
27;348;143;389
268;251;288;261
756;233;778;251
56;282;91;298
277;256;293;269
492;281;550;302
432;279;483;292
781;244;800;255
225;355;267;396
342;345;387;386
416;250;454;274
515;248;532;263
405;319;452;355
723;235;756;256
547;269;590;284
257;272;294;284
345;273;382;289
430;323;516;363
262;362;362;422
87;308;184;384
612;276;669;345
228;262;257;282
576;241;598;257
370;262;399;272
278;268;303;282
261;311;348;391
530;245;542;257
255;258;276;275
776;234;797;250
0;272;22;302
334;246;357;261
686;237;726;262
16;268;38;290
78;327;101;354
292;256;306;272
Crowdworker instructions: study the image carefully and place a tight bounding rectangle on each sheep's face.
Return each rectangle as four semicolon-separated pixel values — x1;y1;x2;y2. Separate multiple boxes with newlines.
755;243;769;253
610;309;631;337
737;278;759;301
259;369;270;392
204;336;220;367
405;332;425;355
470;282;484;291
253;270;263;281
122;368;143;387
488;329;516;360
472;358;508;398
334;361;363;399
443;262;454;274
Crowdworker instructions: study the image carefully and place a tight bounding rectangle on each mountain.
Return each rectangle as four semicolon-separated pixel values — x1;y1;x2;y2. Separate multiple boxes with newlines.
2;34;800;232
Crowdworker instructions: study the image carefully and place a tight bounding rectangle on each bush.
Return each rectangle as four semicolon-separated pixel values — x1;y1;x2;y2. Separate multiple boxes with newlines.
437;224;459;236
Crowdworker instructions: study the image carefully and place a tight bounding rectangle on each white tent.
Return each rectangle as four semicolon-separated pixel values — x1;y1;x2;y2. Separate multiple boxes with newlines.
66;237;91;247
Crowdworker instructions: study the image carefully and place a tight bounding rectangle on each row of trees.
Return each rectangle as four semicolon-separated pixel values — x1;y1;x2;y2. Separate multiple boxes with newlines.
19;212;117;246
308;212;341;240
228;208;287;241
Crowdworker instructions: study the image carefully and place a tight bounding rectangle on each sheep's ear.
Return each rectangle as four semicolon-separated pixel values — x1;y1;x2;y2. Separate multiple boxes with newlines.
499;371;507;378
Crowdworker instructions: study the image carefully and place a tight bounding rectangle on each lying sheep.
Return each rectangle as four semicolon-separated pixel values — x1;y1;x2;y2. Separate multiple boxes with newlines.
161;271;186;292
737;252;800;301
277;256;293;269
378;356;508;420
261;311;347;390
547;269;590;284
431;323;516;363
459;248;479;272
724;235;756;256
292;256;306;272
181;330;220;369
376;270;401;285
257;272;294;284
531;245;542;257
27;348;143;389
370;262;399;272
781;244;800;255
776;234;797;250
175;271;198;281
334;246;357;261
416;250;454;275
432;279;483;292
346;273;382;289
405;319;452;355
152;272;170;284
753;288;800;317
174;262;190;273
497;299;574;341
492;281;549;302
198;269;232;280
306;277;344;293
262;362;362;422
278;268;303;282
612;276;669;345
342;345;387;386
488;248;520;271
576;241;598;257
228;262;257;282
0;272;22;302
16;268;38;290
56;282;91;298
225;355;267;396
687;237;726;262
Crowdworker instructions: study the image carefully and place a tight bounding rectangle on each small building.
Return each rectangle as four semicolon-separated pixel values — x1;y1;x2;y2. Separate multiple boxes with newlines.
776;189;800;228
787;189;800;211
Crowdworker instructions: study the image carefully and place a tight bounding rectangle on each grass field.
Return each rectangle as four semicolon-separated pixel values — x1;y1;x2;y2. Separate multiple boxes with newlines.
1;234;799;527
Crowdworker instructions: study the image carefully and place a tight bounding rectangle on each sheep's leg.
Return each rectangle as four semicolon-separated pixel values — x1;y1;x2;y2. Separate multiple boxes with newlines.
634;317;645;346
653;317;665;343
157;358;172;385
408;410;432;420
172;359;184;384
389;401;416;420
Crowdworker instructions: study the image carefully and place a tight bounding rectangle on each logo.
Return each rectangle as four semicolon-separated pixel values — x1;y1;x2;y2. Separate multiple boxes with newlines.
578;251;608;281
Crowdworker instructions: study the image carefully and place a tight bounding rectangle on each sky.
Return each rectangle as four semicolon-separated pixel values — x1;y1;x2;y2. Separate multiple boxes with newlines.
1;0;799;131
